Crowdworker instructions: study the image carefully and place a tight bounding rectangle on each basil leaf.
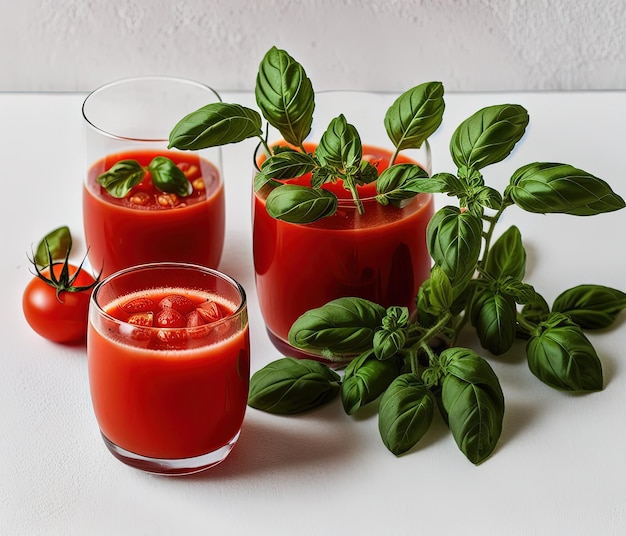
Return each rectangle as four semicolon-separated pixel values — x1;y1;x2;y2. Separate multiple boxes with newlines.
398;172;464;195
450;104;529;170
427;206;483;291
526;313;603;391
416;280;438;328
384;81;445;150
169;102;263;150
254;150;318;192
473;185;503;211
378;373;435;456
97;159;146;198
470;289;517;355
355;160;379;185
428;265;454;313
341;352;400;414
265;184;338;223
315;114;362;173
247;358;341;414
288;297;386;359
34;226;72;268
506;162;626;216
375;163;430;206
485;225;526;280
440;348;505;464
520;293;551;329
147;156;191;197
552;284;626;329
255;46;314;147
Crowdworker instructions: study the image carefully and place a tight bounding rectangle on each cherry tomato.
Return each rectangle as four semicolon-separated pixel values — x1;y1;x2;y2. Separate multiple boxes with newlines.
22;263;97;343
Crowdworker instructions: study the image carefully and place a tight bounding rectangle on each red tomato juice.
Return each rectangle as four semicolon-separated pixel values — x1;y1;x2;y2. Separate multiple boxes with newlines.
83;149;225;278
253;143;434;356
88;287;249;460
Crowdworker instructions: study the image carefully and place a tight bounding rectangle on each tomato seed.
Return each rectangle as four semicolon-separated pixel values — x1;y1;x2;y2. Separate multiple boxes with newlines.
192;178;205;191
129;192;151;206
157;193;178;207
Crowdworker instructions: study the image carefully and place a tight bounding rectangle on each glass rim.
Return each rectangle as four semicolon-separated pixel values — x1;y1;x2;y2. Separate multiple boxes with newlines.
82;75;222;143
90;261;247;333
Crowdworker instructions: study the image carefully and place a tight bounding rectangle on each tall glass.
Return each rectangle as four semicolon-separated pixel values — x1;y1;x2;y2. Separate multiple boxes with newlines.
252;91;434;362
87;262;249;475
82;77;225;278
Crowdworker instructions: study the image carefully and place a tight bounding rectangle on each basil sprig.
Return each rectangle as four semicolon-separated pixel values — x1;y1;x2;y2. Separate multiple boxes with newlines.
246;97;625;465
168;46;444;223
97;156;190;199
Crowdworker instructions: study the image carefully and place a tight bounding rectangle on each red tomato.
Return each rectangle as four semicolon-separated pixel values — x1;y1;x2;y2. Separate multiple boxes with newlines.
22;263;97;343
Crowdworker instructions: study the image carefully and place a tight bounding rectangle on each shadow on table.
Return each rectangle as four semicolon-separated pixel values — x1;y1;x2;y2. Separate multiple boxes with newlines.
183;402;361;480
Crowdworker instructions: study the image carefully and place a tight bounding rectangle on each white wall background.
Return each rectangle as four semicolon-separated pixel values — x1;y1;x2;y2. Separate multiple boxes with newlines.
1;0;626;93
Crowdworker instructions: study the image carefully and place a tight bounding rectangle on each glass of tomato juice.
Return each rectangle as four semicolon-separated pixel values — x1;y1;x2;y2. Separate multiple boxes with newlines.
87;262;250;475
82;77;225;278
252;92;434;362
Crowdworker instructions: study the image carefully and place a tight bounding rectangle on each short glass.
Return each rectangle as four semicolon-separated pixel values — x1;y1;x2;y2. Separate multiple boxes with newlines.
87;262;249;475
82;76;225;278
252;91;434;362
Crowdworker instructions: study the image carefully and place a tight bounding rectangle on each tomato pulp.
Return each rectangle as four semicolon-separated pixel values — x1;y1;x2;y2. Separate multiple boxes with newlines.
253;143;434;358
88;286;249;462
83;149;225;278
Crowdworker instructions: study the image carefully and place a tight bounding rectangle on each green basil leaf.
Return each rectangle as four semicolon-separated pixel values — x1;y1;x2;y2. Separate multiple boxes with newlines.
384;81;445;150
450;104;529;170
148;156;191;197
375;163;430;206
473;185;503;211
373;329;406;361
34;226;72;268
428;265;454;313
247;358;341;414
97;159;146;198
498;276;537;305
378;373;435;456
526;313;603;391
315;114;362;173
288;297;386;359
552;284;626;329
427;206;483;291
485;225;526;280
416;279;438;328
341;352;400;414
254;150;318;192
470;289;517;355
169;102;262;150
265;184;338;223
506;162;626;216
255;46;314;147
355;160;379;185
400;172;464;195
440;348;505;464
310;166;337;189
519;293;550;329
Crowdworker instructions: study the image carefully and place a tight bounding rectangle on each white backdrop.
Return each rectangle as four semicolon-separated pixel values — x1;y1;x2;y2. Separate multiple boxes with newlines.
2;0;626;93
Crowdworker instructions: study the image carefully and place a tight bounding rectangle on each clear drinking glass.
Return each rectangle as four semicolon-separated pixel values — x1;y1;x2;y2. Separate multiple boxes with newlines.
252;91;434;363
82;77;225;278
87;262;249;475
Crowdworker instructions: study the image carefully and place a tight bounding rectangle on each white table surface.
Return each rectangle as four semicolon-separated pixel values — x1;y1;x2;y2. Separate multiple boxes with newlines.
2;90;625;536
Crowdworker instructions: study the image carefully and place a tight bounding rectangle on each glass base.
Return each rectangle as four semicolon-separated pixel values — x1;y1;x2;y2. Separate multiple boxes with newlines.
266;327;354;368
101;432;240;476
